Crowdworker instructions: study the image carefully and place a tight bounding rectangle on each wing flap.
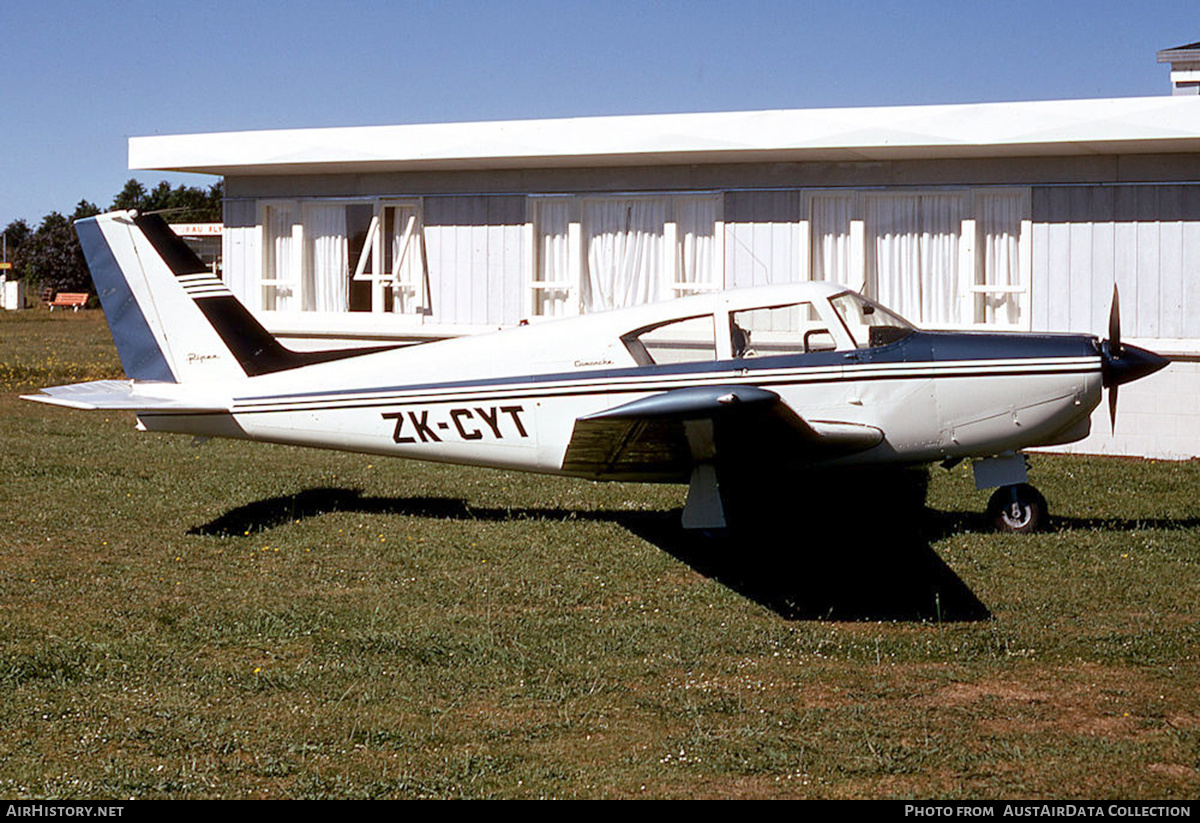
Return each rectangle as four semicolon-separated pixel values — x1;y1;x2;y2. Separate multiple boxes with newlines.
562;386;882;479
561;418;692;479
21;380;229;413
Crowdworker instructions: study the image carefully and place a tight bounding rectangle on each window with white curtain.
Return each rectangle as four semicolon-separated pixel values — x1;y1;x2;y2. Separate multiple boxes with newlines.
259;199;425;315
530;193;722;318
531;198;575;318
807;188;1029;329
262;203;300;311
302;203;348;312
350;201;425;315
810;193;854;284
582;198;667;312
674;195;722;294
867;193;963;327
974;191;1024;325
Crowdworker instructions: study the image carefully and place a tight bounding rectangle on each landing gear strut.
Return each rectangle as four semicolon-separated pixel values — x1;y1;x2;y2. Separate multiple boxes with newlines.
987;483;1048;534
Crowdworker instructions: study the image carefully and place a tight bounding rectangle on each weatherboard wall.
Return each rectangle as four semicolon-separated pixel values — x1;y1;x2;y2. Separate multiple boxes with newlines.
723;190;805;289
221;167;1200;460
223;178;1200;343
1028;184;1200;460
423;195;526;328
1030;184;1200;341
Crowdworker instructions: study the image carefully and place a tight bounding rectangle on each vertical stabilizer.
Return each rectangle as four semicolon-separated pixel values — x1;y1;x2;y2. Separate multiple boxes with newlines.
75;211;397;384
76;212;246;383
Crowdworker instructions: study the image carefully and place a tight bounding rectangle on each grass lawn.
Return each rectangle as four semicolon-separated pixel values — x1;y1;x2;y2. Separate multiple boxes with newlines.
1;309;1198;799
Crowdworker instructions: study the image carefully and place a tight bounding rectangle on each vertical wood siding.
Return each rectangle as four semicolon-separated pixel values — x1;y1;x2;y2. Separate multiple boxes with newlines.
1032;185;1200;339
226;185;1200;343
422;196;526;326
221;200;260;311
723;191;804;289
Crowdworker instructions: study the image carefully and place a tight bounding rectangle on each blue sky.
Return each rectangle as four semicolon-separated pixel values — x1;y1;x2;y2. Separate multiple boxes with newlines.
1;0;1197;229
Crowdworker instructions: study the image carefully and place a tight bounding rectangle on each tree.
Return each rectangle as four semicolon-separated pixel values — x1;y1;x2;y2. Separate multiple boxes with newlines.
110;179;148;212
16;212;91;293
109;178;223;222
2;219;31;264
72;200;101;221
6;178;222;291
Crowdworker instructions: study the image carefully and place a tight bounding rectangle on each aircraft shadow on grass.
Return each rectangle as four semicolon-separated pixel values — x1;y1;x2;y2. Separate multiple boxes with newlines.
187;481;1200;623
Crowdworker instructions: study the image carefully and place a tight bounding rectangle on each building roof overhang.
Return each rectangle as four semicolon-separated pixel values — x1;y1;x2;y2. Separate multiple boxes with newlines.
1157;42;1200;62
129;96;1200;177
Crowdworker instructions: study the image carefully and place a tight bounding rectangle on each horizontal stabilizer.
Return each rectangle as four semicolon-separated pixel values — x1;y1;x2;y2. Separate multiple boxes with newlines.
20;380;229;413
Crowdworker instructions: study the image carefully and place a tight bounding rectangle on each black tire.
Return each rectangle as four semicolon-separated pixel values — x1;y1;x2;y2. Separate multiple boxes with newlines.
987;483;1048;534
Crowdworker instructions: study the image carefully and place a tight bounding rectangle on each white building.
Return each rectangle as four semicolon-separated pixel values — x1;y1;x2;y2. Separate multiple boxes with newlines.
130;95;1200;460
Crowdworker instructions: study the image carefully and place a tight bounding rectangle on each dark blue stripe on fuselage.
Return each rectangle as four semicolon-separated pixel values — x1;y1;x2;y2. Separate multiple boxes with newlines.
235;330;1101;407
75;218;176;383
925;330;1101;363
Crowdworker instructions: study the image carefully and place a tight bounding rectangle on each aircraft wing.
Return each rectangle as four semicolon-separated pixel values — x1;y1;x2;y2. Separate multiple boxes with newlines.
561;385;882;480
20;380;229;413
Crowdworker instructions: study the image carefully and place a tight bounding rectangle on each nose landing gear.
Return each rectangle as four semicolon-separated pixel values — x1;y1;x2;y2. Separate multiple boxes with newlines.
970;455;1048;533
987;483;1048;534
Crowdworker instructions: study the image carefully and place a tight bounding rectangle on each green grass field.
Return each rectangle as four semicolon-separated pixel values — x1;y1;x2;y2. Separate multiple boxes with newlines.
1;309;1198;799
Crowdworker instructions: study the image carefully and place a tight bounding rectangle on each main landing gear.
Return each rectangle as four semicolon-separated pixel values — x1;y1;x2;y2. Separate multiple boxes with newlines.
971;454;1049;534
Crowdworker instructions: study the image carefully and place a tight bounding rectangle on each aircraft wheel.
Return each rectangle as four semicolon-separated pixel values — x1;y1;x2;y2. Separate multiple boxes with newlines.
987;483;1047;534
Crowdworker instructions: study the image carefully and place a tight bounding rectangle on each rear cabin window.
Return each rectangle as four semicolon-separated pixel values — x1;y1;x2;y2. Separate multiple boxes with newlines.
622;315;717;365
729;302;837;358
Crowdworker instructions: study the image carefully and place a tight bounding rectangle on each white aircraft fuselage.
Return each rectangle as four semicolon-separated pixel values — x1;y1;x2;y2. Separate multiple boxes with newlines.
149;310;1101;476
25;211;1167;531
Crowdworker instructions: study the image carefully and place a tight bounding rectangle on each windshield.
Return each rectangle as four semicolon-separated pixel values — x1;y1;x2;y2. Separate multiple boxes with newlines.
829;292;916;348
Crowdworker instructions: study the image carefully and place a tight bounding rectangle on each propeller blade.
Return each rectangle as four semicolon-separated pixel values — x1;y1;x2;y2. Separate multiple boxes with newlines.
1106;285;1122;430
1108;285;1122;357
1100;284;1168;432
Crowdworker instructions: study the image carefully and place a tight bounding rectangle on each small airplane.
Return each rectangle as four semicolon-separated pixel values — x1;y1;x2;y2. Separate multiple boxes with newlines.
24;210;1168;533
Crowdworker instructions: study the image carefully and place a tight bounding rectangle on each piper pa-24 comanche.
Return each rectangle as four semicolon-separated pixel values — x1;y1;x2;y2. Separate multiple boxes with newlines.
24;211;1168;532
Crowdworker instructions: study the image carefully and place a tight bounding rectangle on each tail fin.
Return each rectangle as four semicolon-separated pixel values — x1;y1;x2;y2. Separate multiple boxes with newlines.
75;211;393;383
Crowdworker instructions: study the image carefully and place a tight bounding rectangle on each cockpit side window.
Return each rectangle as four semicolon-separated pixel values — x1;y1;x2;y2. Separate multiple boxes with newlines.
622;315;717;366
829;292;916;348
729;302;838;358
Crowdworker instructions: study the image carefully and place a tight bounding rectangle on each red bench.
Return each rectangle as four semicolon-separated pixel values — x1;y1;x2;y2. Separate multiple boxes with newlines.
48;292;89;311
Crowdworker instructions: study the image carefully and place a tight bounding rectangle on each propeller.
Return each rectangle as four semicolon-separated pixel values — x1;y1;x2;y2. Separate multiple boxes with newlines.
1100;285;1168;432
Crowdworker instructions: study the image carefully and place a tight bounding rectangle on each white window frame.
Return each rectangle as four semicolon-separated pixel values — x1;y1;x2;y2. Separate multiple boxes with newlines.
670;193;725;296
525;192;725;321
804;187;1032;331
968;188;1032;331
258;197;426;318
527;195;581;318
259;200;303;310
350;198;426;316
